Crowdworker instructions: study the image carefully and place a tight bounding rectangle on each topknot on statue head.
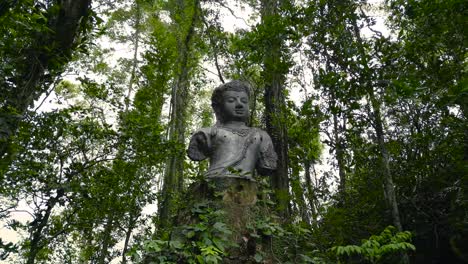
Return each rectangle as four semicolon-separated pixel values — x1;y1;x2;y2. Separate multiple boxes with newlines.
211;80;251;124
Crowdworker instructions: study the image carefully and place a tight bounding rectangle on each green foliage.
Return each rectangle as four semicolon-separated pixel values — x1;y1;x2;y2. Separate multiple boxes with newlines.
332;226;416;264
1;0;466;263
135;203;235;264
238;181;329;264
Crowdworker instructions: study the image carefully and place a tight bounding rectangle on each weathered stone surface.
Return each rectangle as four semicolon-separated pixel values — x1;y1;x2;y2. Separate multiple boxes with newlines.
187;80;277;180
180;178;258;260
183;80;279;261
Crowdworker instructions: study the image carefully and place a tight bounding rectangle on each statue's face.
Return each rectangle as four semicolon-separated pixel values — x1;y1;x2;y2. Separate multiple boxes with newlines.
222;90;249;122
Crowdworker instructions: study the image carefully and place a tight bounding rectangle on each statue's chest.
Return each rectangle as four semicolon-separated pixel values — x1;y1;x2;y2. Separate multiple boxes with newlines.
212;128;260;157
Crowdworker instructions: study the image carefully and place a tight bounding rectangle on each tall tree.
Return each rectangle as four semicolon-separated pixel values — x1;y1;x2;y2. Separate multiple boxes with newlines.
260;0;291;215
2;106;117;263
0;0;95;163
287;99;322;224
301;0;408;254
349;3;405;235
383;0;467;261
159;0;201;227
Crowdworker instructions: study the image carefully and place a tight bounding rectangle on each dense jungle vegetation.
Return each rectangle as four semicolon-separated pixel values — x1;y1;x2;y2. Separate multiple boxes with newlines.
0;0;466;263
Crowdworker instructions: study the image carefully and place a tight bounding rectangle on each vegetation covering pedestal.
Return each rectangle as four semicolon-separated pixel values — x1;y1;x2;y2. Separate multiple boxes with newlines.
179;177;261;263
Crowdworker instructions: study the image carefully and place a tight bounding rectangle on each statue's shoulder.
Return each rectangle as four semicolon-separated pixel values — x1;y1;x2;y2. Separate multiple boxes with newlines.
195;126;215;133
188;126;217;161
255;127;268;134
191;126;218;138
252;127;272;139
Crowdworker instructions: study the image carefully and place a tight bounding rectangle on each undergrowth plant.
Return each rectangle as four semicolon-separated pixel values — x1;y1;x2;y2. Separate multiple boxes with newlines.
132;202;235;264
331;226;416;264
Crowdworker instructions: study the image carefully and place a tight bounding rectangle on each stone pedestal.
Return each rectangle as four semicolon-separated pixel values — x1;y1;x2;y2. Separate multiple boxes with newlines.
179;177;259;262
210;177;258;256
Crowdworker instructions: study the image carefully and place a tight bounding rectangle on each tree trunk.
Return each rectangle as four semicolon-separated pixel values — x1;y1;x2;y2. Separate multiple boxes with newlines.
304;160;318;226
121;210;138;264
331;92;347;197
350;8;404;233
349;5;409;263
97;212;115;264
120;4;142;262
368;94;403;230
291;165;309;223
317;1;348;204
0;0;92;160
159;0;199;227
26;191;63;264
260;0;290;217
125;1;141;112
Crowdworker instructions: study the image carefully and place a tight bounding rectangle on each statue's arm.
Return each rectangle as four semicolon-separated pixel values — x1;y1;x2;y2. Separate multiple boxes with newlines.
257;130;278;175
187;128;212;161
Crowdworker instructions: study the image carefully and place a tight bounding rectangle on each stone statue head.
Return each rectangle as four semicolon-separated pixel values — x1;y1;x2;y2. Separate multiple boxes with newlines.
211;80;251;124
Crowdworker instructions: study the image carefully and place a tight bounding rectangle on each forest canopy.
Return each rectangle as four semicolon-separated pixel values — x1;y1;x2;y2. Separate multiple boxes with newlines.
0;0;466;263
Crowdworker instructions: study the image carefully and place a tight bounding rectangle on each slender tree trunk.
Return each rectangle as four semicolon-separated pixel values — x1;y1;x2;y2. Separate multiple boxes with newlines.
291;165;309;223
260;0;290;216
121;210;138;264
97;212;115;264
125;1;141;112
321;30;347;202
349;5;409;263
351;10;404;232
120;7;143;261
304;160;317;225
331;93;347;197
159;0;199;227
26;190;63;264
317;1;348;204
368;94;403;230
